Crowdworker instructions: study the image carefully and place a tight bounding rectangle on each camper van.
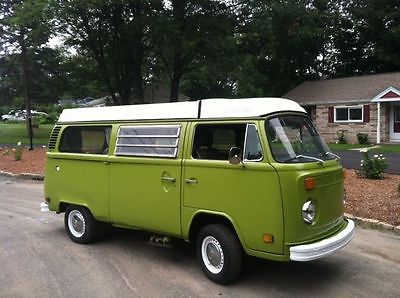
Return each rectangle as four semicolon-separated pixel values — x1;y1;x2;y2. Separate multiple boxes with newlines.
43;98;354;284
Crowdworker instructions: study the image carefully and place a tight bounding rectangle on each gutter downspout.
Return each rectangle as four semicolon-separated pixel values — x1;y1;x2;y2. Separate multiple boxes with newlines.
377;102;381;144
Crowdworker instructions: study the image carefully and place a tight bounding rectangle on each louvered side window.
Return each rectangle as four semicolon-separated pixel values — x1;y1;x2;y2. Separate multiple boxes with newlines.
48;126;61;150
115;125;181;158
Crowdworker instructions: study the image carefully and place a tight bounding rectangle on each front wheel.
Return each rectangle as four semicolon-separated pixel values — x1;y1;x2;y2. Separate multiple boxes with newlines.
196;224;242;284
65;205;99;244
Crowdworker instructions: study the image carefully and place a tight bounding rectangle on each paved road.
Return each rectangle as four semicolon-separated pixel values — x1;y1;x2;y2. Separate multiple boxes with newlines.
1;176;400;297
333;150;400;174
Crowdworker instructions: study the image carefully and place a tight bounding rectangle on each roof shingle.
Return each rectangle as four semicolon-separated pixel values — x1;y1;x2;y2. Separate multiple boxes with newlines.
284;72;400;105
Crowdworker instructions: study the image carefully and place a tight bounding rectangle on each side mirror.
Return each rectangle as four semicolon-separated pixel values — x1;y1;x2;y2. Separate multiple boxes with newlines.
228;147;242;165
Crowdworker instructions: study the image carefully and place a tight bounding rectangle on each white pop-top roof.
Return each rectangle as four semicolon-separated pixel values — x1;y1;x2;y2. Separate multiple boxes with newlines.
57;97;305;123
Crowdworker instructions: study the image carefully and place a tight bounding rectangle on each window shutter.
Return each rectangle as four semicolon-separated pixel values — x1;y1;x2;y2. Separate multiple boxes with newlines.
363;105;370;123
328;106;334;123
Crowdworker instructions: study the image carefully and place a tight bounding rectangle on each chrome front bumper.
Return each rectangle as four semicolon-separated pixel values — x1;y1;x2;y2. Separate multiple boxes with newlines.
290;219;355;261
40;201;49;212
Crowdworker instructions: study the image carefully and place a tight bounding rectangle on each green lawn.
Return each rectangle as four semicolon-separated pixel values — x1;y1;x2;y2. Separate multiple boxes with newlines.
369;145;400;153
328;143;400;153
0;123;53;146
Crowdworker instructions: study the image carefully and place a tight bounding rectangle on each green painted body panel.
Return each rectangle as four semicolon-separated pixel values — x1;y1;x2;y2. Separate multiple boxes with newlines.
108;156;182;236
182;160;283;253
273;161;345;245
45;153;110;221
44;115;346;261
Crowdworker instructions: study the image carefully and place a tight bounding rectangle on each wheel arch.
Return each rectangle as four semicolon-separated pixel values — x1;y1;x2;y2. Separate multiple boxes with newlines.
58;201;90;214
187;211;246;249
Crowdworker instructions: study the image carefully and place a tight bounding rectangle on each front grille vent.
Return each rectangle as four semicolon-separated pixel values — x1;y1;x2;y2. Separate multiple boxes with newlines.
48;126;61;149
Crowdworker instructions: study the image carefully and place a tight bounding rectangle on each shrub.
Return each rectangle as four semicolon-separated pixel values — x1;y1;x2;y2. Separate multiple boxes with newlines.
337;130;347;144
38;112;59;124
2;149;11;156
359;150;387;179
357;133;369;145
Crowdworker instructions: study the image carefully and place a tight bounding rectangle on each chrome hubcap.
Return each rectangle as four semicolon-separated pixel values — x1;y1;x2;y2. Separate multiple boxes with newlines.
201;236;224;274
68;210;86;238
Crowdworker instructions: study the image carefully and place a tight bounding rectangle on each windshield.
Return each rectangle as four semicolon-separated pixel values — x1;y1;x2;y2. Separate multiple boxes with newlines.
266;114;334;163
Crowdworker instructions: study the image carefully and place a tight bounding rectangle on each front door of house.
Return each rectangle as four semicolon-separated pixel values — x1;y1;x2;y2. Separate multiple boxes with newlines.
390;103;400;141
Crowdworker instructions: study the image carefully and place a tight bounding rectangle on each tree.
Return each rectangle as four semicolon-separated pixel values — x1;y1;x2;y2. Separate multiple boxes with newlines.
58;53;108;100
152;0;237;101
332;0;400;77
55;0;162;105
0;0;53;146
237;0;334;96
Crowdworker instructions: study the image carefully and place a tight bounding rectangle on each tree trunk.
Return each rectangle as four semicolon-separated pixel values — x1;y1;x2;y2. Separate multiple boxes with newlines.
170;71;181;102
169;0;185;102
131;68;144;104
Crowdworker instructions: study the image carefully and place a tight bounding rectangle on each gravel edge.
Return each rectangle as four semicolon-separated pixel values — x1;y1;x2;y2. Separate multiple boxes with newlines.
0;170;44;181
345;213;400;236
1;171;398;236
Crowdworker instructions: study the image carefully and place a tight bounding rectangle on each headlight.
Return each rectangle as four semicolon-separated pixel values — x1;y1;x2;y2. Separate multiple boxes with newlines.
302;200;316;224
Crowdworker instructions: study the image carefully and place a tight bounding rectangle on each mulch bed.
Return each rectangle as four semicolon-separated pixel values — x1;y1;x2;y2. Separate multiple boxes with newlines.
0;147;46;175
344;169;400;226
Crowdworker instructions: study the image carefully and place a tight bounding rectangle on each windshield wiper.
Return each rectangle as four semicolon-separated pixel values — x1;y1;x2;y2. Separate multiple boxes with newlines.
283;154;324;165
321;151;340;160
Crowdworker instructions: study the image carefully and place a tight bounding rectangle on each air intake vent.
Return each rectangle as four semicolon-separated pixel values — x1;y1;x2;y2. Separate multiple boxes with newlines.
48;126;61;150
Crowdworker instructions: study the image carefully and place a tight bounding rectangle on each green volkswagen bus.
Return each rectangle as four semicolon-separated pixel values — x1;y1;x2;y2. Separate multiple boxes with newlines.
43;97;354;284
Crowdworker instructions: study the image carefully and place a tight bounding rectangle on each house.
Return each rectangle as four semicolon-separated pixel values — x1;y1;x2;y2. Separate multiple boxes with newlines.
284;72;400;144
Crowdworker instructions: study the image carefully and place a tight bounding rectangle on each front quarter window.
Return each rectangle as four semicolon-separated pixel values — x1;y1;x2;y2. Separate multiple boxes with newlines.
266;115;333;163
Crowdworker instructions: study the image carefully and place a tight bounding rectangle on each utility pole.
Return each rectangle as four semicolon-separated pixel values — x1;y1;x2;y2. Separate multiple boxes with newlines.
20;28;34;150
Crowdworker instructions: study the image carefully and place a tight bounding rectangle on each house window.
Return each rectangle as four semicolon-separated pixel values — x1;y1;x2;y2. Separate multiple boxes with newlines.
395;105;400;122
334;106;363;122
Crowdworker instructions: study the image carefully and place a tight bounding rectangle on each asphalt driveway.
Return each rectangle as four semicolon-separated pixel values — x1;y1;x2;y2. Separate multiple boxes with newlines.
333;150;400;174
1;176;400;297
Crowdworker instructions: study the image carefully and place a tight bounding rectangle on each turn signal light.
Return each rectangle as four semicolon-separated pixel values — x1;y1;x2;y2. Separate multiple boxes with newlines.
342;169;347;179
263;234;274;243
304;177;316;191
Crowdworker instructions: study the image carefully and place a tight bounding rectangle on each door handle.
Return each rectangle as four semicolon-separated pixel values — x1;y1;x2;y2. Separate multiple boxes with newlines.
185;178;198;185
161;177;176;183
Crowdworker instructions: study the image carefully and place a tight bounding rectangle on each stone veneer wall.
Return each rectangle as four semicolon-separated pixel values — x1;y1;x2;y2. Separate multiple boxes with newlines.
383;103;391;142
314;103;390;144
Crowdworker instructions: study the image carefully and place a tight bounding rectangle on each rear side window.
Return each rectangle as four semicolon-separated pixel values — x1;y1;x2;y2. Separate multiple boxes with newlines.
115;125;181;158
59;126;111;154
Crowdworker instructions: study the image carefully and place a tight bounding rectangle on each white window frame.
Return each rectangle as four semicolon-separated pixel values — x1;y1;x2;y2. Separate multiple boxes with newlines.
334;105;364;123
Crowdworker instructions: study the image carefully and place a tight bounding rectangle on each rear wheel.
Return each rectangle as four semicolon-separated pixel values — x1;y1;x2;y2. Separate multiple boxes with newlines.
196;224;242;284
65;205;98;244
